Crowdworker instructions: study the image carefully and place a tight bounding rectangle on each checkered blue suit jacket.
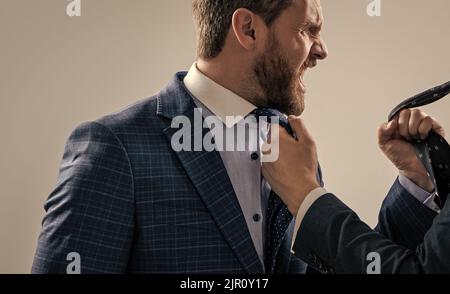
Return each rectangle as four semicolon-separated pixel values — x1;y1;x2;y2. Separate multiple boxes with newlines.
32;72;435;274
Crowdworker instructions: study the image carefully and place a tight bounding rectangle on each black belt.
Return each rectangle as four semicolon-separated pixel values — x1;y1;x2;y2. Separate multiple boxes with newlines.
388;81;450;209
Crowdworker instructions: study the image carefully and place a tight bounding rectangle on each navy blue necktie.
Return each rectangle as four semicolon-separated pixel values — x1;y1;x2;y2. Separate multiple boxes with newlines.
388;81;450;209
251;108;296;273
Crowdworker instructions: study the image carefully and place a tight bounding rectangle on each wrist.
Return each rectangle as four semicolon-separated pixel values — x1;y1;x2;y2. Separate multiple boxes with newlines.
400;170;434;193
286;181;320;215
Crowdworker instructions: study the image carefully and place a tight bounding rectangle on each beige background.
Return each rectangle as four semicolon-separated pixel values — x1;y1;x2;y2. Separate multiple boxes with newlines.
0;0;449;273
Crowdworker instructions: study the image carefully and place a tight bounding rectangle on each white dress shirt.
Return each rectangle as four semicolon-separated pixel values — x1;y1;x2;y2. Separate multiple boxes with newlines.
184;63;269;266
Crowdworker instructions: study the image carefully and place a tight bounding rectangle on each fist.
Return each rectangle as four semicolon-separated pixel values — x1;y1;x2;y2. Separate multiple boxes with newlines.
378;109;445;192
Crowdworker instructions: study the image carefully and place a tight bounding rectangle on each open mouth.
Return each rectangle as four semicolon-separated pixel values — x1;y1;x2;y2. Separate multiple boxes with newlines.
297;59;312;93
298;69;307;93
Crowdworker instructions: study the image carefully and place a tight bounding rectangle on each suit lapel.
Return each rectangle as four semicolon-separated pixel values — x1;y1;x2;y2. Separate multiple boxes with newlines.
157;73;264;273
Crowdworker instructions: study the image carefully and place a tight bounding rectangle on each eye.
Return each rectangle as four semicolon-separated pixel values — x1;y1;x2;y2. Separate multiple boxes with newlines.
308;27;320;37
298;29;308;36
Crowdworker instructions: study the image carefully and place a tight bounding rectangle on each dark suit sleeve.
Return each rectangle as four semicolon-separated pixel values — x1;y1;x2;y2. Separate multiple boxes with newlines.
287;163;326;274
292;193;450;274
375;178;437;249
32;122;135;274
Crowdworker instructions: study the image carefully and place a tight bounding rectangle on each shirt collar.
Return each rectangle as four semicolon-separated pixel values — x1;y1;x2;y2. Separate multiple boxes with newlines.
184;63;256;128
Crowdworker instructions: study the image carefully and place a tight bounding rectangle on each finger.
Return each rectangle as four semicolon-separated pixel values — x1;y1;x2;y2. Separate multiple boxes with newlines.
288;116;314;143
267;123;279;144
261;161;271;172
267;123;293;149
418;116;446;139
398;109;412;140
378;118;398;144
408;109;425;139
267;123;282;143
261;161;276;177
377;122;390;145
431;117;446;138
392;116;401;139
417;117;433;140
261;142;271;155
261;164;271;180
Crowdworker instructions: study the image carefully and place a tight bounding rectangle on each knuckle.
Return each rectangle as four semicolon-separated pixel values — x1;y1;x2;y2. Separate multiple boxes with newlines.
377;125;383;134
400;109;410;116
411;109;421;116
422;116;433;125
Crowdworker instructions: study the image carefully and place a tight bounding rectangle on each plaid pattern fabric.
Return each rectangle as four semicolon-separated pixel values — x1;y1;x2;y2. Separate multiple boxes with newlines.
32;72;303;274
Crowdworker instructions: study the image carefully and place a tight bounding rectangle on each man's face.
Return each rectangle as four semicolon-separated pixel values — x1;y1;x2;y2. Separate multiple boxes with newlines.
253;0;328;115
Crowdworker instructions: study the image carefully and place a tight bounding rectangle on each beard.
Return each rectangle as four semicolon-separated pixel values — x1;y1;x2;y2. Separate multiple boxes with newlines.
253;34;306;116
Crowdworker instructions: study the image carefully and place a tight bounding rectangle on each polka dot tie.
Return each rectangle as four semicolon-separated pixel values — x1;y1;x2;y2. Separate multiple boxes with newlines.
388;81;450;209
251;108;295;273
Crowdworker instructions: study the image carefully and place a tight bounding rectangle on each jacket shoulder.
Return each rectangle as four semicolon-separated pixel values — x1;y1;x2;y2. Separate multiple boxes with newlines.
94;95;161;133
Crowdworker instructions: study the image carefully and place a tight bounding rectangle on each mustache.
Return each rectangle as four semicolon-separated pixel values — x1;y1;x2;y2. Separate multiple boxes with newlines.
301;58;317;72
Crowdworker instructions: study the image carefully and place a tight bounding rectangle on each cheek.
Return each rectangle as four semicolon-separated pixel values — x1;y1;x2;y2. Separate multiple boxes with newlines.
286;36;310;70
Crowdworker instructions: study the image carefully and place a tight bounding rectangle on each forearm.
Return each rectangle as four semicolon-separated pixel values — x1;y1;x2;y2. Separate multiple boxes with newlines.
292;193;450;274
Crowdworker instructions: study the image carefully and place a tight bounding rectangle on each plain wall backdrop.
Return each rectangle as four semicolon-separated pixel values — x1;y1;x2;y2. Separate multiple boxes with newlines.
0;0;449;273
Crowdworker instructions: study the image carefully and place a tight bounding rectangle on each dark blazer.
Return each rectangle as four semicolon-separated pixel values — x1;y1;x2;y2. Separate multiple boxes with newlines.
32;72;433;274
32;72;306;274
292;179;448;273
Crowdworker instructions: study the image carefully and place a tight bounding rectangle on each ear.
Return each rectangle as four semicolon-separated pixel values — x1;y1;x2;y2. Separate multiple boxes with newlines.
231;8;260;51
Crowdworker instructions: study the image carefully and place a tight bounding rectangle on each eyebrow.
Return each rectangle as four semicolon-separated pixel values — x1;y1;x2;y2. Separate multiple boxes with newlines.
299;19;323;30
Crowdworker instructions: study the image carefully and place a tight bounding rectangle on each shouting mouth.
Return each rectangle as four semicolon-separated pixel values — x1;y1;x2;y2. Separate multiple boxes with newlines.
298;70;307;93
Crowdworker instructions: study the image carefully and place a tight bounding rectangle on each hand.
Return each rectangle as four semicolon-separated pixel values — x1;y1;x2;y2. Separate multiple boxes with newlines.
262;116;320;215
378;109;446;192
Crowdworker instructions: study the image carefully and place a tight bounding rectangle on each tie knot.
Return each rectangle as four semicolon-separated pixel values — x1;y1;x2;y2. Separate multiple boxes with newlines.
251;108;284;120
250;108;294;137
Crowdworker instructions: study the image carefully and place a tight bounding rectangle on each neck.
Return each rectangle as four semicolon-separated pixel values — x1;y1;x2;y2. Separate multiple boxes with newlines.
196;57;263;106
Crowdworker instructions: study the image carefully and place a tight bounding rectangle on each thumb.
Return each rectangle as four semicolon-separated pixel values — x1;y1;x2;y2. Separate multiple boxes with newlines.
288;115;313;142
378;117;398;145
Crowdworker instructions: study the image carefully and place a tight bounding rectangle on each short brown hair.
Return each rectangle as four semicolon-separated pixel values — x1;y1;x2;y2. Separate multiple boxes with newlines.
192;0;293;59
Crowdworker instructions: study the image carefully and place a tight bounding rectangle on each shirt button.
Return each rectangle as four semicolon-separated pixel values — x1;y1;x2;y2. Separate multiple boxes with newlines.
253;214;261;222
251;152;259;161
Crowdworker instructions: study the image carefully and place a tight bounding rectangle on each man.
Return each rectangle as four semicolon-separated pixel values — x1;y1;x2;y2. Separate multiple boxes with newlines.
32;0;433;274
264;109;448;273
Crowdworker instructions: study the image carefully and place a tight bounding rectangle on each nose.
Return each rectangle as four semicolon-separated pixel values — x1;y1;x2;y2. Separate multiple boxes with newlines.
311;37;328;61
